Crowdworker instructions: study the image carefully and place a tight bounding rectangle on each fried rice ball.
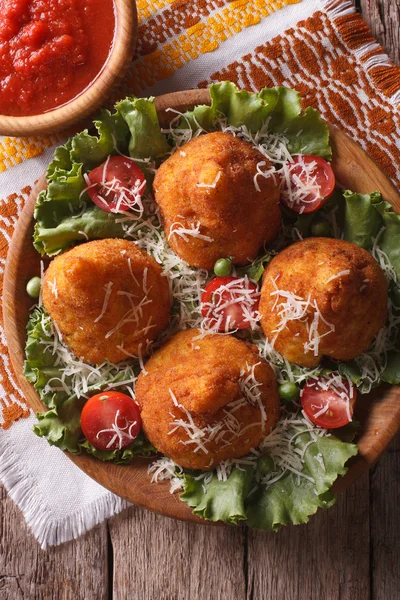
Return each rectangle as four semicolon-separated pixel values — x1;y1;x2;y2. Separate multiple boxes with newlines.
153;132;281;269
259;237;388;367
42;239;170;365
135;329;280;470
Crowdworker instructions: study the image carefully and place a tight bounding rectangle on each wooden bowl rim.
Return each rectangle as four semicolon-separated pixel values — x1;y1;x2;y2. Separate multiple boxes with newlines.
3;88;400;526
0;0;138;137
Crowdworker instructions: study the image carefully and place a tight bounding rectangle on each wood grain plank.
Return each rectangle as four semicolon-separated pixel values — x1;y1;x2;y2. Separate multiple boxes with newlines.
370;436;400;599
359;0;400;64
0;485;109;600
247;476;370;600
109;506;246;600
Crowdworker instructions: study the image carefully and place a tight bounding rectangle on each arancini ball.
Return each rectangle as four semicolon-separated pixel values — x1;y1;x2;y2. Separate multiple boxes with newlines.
42;239;171;364
153;132;281;269
135;329;280;470
259;237;388;367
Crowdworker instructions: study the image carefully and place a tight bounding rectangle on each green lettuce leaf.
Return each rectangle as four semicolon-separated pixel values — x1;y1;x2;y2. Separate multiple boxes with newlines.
34;401;154;463
34;97;169;256
26;307;156;463
34;205;126;256
343;190;382;249
237;251;274;282
181;82;331;159
117;96;170;159
373;200;400;281
46;141;73;181
381;351;400;384
70;108;130;165
246;430;357;531
34;84;332;257
343;190;400;281
180;466;254;524
180;427;357;530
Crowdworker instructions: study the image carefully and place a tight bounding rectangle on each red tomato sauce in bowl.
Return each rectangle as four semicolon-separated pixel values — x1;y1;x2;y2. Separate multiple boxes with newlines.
0;0;116;117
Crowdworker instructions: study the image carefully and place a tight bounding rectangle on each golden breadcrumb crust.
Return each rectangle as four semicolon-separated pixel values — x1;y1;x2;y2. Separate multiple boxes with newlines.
136;329;280;470
259;237;388;367
42;239;170;365
153;132;281;269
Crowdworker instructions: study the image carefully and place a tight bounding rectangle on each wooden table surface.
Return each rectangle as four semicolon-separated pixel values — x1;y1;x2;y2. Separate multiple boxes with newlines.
1;1;399;598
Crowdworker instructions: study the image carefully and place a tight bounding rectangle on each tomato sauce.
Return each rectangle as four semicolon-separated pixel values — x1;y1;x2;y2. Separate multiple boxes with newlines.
0;0;115;117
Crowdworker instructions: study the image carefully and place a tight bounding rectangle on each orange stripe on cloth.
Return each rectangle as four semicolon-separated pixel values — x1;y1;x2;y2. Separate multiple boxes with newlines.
122;0;301;96
201;8;400;187
322;0;400;101
0;188;32;429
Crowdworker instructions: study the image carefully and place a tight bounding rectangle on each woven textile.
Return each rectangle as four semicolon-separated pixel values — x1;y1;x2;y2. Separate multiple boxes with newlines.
0;0;399;546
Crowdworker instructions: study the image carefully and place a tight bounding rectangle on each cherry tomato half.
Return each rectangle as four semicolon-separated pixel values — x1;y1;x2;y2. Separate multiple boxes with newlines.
301;376;357;429
280;155;335;214
86;156;146;213
80;391;141;450
201;276;260;332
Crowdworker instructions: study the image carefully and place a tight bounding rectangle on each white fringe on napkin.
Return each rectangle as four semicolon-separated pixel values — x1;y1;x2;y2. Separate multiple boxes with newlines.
0;415;129;549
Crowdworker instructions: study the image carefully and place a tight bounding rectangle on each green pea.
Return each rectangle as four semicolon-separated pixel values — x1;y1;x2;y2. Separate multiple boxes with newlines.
320;368;333;376
278;381;300;402
214;258;232;277
311;218;331;238
26;276;41;299
257;455;275;476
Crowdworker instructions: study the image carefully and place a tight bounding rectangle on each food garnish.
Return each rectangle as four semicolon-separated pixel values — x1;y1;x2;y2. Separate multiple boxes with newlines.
213;257;233;277
25;82;400;531
301;375;356;429
201;276;260;332
85;156;146;214
278;382;300;403
80;392;141;451
280;155;335;213
26;276;41;298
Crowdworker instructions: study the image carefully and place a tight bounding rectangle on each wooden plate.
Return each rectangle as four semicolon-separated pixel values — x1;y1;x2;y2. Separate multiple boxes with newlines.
3;89;400;525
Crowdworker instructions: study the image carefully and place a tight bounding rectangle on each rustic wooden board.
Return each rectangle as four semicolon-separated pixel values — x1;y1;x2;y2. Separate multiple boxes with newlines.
359;0;400;65
0;485;109;600
109;508;246;600
3;88;400;526
370;434;400;598
247;473;371;600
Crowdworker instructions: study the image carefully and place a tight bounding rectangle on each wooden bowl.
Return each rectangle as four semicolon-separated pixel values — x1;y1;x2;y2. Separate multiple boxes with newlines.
0;0;138;137
3;89;400;525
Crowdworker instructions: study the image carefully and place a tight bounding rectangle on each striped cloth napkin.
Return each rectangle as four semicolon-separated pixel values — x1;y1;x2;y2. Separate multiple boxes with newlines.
1;0;400;548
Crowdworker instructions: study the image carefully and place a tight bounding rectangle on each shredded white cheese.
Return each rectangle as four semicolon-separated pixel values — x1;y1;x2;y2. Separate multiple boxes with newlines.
196;171;221;189
168;220;213;243
94;282;113;323
326;270;350;284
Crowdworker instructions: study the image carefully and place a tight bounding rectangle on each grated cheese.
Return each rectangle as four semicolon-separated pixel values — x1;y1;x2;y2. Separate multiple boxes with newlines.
326;270;350;284
48;277;58;299
78;230;89;241
269;277;335;357
196;171;221;189
168;220;213;243
279;156;320;214
200;276;260;335
38;311;139;402
239;362;266;430
96;409;138;450
94;282;113;323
